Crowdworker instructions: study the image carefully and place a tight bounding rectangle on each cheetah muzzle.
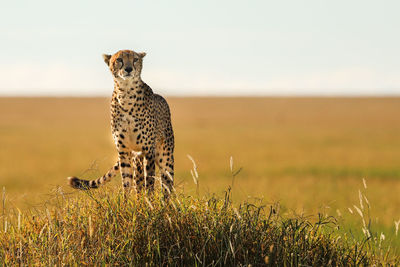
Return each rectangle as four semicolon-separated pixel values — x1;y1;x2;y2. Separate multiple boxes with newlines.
68;49;175;196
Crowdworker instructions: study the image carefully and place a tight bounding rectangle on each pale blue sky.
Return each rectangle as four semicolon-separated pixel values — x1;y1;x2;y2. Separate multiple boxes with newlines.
0;0;399;96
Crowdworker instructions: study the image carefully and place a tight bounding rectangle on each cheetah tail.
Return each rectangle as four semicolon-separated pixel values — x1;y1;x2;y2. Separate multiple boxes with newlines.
67;176;102;190
67;162;120;190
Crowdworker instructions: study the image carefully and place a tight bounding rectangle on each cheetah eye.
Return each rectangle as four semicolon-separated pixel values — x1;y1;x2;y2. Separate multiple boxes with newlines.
116;58;124;66
133;57;138;63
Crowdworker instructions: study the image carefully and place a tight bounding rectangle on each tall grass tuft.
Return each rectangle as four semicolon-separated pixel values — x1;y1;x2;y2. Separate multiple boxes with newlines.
0;185;398;266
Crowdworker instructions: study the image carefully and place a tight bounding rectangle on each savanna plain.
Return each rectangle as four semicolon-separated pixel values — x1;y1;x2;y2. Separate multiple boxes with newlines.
1;97;400;264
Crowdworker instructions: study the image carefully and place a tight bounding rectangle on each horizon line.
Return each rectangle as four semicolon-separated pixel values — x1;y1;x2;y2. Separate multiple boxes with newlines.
1;88;400;98
1;94;400;98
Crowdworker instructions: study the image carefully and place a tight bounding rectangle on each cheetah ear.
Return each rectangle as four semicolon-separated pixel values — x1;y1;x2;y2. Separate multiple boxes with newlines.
138;52;146;58
102;54;111;65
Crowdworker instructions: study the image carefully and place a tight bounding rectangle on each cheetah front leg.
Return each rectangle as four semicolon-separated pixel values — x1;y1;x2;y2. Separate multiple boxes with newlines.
134;150;156;193
118;151;134;194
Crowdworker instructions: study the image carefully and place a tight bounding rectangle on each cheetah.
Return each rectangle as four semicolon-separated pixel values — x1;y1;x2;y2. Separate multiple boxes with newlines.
68;49;174;196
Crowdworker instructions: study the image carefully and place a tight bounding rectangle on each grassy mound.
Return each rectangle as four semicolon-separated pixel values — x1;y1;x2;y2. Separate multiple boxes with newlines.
0;187;398;266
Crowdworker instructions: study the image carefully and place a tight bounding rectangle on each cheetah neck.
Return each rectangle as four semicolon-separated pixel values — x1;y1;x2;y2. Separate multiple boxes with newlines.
113;78;146;110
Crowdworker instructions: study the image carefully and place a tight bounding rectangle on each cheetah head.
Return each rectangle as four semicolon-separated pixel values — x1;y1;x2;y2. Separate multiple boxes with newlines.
102;50;146;81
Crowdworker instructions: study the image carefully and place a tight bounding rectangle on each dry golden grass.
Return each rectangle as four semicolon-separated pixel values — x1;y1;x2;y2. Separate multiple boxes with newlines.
2;188;396;265
0;97;400;231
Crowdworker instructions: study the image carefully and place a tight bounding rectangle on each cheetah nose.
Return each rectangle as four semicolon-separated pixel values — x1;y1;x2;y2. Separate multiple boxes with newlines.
125;67;133;73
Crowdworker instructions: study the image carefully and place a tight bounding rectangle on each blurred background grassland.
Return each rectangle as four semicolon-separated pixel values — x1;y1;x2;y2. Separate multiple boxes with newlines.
0;97;400;232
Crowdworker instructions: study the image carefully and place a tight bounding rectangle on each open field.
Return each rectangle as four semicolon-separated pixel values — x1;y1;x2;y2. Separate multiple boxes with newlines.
0;97;400;239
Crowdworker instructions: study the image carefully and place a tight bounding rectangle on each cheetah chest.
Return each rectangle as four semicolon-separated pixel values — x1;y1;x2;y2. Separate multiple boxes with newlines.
112;111;150;152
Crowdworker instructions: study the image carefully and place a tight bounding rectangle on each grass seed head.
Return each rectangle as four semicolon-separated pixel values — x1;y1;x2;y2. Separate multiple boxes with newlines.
394;220;400;236
363;178;368;189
